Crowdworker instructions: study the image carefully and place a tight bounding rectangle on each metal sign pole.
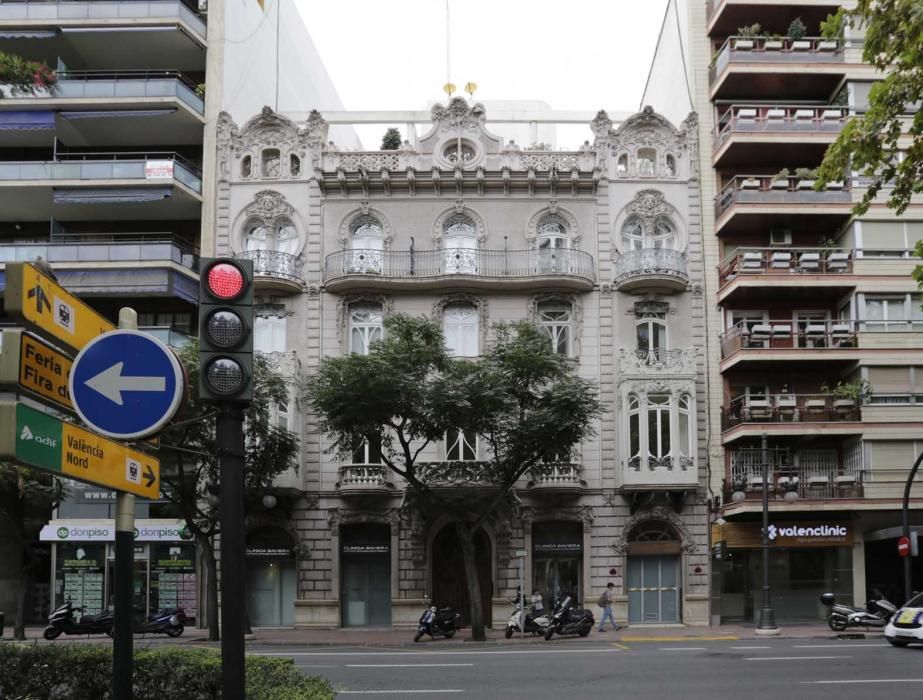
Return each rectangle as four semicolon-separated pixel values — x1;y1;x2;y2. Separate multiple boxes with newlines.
520;555;524;642
112;308;137;700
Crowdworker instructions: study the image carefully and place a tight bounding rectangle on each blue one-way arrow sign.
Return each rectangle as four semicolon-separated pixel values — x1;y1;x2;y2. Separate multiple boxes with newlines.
69;330;185;440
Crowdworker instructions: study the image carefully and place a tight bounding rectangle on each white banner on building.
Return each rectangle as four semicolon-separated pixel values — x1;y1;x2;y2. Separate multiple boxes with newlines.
144;159;175;180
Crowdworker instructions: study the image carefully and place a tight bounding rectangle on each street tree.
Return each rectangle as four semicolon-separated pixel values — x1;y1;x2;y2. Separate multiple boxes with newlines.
816;2;923;215
307;315;600;641
0;464;60;639
159;343;299;641
380;128;402;150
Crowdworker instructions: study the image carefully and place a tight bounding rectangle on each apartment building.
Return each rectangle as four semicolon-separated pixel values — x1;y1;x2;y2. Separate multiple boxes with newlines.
215;99;713;628
645;0;923;623
0;0;346;627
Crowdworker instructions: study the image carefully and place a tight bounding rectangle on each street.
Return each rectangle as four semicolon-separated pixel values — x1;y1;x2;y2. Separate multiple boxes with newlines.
249;638;923;699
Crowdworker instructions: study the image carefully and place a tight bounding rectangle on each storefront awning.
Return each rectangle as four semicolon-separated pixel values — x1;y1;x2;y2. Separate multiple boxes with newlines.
0;30;56;39
0;110;55;131
59;109;177;121
41;520;190;542
53;186;173;205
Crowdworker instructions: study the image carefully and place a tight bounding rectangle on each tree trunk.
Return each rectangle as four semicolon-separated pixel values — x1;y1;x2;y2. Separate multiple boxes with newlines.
200;536;220;642
455;521;486;642
13;544;35;641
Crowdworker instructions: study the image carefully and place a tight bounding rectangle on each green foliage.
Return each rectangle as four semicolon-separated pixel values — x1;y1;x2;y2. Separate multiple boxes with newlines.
736;23;762;38
380;127;401;150
772;167;791;180
0;645;334;699
816;1;923;215
820;378;872;402
786;17;807;41
195;83;206;98
794;167;819;180
525;142;554;150
0;51;56;96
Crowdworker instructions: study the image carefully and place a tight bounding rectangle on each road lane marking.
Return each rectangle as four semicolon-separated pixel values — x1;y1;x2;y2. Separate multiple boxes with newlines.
745;656;850;661
658;647;706;651
621;635;737;642
338;691;464;695
730;646;770;650
258;648;618;656
614;643;630;650
792;644;884;648
803;679;923;685
346;664;474;668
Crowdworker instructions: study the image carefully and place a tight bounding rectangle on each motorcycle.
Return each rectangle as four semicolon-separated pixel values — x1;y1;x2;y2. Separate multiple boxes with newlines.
820;592;897;631
543;595;594;640
414;606;462;642
134;607;186;637
505;600;550;639
43;602;113;640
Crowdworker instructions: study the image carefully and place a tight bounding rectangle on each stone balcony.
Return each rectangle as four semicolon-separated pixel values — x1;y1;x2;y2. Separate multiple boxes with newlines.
526;462;585;497
235;249;304;294
612;248;688;293
323;247;595;293
622;454;698;491
617;348;697;377
335;465;394;497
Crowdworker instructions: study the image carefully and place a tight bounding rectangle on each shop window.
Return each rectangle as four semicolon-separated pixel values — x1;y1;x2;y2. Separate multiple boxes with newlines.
289;154;301;177
539;303;572;356
443;304;478;357
445;429;477;461
241;155;252;178
150;543;197;623
348;304;383;355
55;543;106;615
532;521;582;610
261;149;281;178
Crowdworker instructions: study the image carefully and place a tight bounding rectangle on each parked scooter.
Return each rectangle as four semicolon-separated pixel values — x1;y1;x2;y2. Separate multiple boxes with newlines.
134;607;185;637
414;605;462;642
543;595;594;640
43;602;113;639
820;592;897;631
505;600;550;638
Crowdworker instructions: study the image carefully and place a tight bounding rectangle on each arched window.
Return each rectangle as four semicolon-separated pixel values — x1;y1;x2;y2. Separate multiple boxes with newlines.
443;141;476;165
261;149;281;178
349;304;383;355
348;214;383;273
647;394;671;466
443;214;478;274
637;148;656;176
665;154;677;177
445;429;477;461
617;154;628;176
539;303;571;356
244;220;269;251
241;156;252;178
289;154;301;177
443;304;478;357
652;216;676;249
275;219;299;254
678;394;692;466
536;214;569;273
636;316;667;361
628;394;641;470
621;214;679;251
621;216;645;251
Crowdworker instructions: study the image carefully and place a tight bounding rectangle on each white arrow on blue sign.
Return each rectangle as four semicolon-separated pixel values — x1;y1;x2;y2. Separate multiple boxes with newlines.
69;330;185;440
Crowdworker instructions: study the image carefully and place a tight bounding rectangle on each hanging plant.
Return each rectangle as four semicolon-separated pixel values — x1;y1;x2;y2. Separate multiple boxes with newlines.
0;51;57;96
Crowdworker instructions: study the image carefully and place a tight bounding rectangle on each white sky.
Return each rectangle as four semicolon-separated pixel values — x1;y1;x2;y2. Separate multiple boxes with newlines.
294;0;669;149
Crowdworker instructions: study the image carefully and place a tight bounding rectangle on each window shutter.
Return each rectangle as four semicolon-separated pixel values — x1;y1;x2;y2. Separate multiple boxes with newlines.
867;367;912;394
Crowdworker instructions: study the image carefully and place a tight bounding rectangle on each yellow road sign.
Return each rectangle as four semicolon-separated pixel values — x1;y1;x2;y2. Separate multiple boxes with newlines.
0;329;74;413
5;263;115;354
0;401;159;499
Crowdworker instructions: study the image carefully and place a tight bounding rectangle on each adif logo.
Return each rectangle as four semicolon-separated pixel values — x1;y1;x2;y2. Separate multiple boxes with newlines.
20;425;57;448
20;425;34;441
767;524;778;541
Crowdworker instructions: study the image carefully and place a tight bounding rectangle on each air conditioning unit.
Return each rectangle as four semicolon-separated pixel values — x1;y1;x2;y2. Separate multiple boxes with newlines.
769;229;792;246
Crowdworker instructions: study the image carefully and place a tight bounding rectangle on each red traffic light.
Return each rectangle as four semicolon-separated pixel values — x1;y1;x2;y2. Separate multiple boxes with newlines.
898;536;911;557
206;262;246;300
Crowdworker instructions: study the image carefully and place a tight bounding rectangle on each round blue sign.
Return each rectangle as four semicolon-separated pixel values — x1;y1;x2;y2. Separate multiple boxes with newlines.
68;330;185;440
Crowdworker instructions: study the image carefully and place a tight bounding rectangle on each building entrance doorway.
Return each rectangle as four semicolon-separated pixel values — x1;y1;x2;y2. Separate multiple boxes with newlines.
246;527;296;627
431;524;492;627
340;523;391;627
626;520;682;624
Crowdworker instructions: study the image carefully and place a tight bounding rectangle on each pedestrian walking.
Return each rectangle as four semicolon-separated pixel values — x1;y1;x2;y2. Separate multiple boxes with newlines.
597;582;621;632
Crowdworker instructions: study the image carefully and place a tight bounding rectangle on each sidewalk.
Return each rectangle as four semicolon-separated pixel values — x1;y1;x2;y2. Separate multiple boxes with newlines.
6;623;882;646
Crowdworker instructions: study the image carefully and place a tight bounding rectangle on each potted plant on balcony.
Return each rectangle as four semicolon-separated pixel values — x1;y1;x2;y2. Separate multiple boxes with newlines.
733;23;761;50
740;175;761;190
771;168;791;189
764;33;784;51
821;378;871;414
794;166;819;189
0;51;56;97
787;17;810;50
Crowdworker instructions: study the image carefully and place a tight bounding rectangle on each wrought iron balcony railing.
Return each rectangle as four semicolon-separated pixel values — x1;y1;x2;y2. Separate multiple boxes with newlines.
727;447;863;501
719;247;852;286
722;393;861;430
612;248;688;289
236;250;304;283
323;247;596;284
617;347;697;374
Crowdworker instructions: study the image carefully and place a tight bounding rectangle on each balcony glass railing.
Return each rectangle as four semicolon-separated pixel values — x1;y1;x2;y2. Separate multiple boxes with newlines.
0;237;198;268
722;393;861;430
0;1;207;37
716;175;851;217
719;247;852;286
55;71;204;114
710;35;844;84
0;152;202;193
324;247;596;284
236;249;304;283
612;248;688;287
727;447;862;500
714;104;847;148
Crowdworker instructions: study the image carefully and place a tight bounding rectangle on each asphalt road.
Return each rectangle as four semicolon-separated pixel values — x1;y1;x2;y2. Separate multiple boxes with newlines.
251;638;923;699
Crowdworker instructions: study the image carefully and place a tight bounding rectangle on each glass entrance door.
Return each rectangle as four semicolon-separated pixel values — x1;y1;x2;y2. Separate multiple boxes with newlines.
627;556;680;624
341;555;391;626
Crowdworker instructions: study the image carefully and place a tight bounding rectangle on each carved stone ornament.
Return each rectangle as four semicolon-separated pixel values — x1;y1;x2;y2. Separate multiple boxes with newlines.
610;505;699;555
525;205;581;246
617;347;698;377
679;111;700;179
431;205;487;247
527;292;584;358
430;97;487;131
591;110;613;142
609;106;687;179
336;293;394;353
243;189;295;222
599;281;613;295
613;188;686;257
337;206;394;250
306;281;321;296
432;292;489;353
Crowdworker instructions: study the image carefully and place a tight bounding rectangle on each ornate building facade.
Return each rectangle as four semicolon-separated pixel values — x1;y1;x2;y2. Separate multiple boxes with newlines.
214;99;711;628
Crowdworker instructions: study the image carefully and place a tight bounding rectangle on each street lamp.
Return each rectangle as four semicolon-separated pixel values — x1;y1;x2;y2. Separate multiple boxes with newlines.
756;432;780;635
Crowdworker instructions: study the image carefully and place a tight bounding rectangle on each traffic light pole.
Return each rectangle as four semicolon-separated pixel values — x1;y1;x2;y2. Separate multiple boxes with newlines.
219;402;246;700
113;308;138;700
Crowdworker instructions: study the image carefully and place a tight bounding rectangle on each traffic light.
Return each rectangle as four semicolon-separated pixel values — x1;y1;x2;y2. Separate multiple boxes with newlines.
198;257;253;402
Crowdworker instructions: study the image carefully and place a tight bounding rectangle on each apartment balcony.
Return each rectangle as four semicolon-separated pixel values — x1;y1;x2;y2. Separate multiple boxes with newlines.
235;250;304;294
721;393;863;444
621;454;699;491
0;152;202;221
617;347;697;377
706;1;845;38
415;461;499;497
323;247;596;294
709;35;851;101
725;447;864;507
335;465;394;498
526;462;585;498
0;235;199;301
0;1;206;71
611;248;688;293
714;175;853;236
718;247;854;304
713;104;847;168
